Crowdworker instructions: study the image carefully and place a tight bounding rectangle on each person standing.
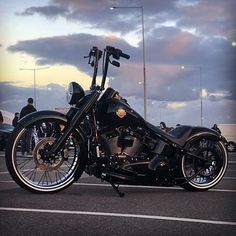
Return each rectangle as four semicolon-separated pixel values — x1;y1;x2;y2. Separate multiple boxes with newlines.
20;98;36;119
12;112;20;127
20;98;37;155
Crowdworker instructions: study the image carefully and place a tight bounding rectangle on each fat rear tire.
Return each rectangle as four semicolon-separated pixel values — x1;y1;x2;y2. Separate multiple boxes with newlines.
178;137;228;191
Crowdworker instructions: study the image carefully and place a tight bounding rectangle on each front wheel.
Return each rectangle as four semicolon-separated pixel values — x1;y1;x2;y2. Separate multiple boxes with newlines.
5;117;87;193
178;137;228;191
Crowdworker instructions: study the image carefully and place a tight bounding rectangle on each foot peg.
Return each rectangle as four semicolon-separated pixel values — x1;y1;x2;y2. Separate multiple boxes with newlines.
148;156;160;171
148;155;168;171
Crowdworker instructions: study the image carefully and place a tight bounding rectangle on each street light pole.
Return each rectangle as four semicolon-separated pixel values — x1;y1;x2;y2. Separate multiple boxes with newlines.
181;65;203;126
140;7;147;121
19;67;50;108
110;6;147;120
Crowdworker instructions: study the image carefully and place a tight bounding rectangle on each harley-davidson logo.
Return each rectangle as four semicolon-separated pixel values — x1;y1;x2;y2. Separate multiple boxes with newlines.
116;108;127;118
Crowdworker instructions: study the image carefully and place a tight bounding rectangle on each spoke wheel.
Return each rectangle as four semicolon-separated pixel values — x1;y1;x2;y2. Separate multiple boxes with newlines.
6;118;86;193
179;137;228;191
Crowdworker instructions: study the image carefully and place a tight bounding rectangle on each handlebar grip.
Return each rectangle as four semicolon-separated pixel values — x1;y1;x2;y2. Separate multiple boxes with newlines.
106;46;130;60
116;48;130;60
120;52;130;59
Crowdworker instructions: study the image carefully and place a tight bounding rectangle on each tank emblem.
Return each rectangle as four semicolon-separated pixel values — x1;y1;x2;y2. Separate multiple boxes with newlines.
116;108;127;118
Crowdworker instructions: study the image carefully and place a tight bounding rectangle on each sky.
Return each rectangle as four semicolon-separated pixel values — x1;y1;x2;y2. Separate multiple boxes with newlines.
0;0;235;127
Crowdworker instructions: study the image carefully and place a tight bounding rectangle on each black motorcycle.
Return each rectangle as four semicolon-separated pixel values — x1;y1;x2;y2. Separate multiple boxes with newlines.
6;46;228;197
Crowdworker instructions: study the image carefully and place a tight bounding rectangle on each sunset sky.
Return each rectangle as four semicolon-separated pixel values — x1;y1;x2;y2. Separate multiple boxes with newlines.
0;0;235;127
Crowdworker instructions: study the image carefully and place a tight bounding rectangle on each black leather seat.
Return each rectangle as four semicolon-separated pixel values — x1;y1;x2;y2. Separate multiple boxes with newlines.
145;121;193;146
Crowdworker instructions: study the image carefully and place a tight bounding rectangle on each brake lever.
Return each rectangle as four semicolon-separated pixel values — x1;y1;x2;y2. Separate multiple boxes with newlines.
84;50;94;65
111;60;120;67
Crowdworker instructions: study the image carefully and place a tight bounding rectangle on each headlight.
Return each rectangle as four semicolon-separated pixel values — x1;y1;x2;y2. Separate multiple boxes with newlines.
66;82;85;105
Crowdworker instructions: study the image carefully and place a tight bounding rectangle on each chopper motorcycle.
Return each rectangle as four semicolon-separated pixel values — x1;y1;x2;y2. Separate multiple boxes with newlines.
5;46;228;197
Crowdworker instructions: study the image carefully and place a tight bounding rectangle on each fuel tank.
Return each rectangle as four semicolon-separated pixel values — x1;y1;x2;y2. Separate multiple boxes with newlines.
96;98;145;126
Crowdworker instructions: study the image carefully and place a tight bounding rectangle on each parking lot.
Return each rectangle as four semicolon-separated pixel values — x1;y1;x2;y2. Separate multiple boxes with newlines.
0;151;236;236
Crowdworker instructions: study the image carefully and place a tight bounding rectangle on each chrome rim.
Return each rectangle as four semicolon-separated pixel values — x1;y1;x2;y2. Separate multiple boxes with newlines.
182;139;227;188
12;121;79;191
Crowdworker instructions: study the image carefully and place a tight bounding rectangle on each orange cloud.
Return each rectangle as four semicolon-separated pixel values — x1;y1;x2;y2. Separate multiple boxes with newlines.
105;34;119;41
165;32;194;56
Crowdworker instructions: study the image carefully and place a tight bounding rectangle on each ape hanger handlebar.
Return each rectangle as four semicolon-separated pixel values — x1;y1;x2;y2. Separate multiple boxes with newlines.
84;46;102;89
84;45;130;90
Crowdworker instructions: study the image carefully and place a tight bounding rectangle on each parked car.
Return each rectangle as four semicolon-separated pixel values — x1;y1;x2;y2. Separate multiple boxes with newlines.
227;141;236;152
211;124;236;152
0;124;14;151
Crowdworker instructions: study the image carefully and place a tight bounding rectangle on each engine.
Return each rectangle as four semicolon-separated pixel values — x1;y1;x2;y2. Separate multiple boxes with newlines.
100;127;142;156
99;126;154;175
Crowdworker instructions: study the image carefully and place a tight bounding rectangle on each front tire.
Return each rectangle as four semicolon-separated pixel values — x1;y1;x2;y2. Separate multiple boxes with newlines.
178;137;228;191
5;117;87;193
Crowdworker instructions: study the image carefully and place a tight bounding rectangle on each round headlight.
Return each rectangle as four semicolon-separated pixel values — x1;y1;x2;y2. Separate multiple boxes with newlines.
66;82;85;105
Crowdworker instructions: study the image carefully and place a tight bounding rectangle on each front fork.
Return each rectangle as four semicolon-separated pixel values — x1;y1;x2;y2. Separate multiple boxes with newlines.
47;90;100;157
84;110;103;177
86;109;101;161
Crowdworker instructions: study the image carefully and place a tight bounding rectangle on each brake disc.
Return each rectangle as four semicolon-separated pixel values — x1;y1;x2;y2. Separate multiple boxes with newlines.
33;137;64;171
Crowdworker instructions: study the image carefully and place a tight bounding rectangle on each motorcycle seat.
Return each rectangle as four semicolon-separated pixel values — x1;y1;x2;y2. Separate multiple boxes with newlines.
145;122;192;146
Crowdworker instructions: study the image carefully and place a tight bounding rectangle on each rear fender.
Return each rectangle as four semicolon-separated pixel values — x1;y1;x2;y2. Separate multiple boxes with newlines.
185;126;227;147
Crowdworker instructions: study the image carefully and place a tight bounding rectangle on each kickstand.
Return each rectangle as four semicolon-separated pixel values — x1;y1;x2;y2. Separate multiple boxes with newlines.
110;182;124;197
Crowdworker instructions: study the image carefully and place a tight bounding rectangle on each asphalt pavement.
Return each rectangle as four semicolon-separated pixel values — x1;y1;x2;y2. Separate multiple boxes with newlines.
0;151;235;236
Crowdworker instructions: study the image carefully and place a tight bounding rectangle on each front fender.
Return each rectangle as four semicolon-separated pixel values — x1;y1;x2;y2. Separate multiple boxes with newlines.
17;110;67;128
17;110;87;143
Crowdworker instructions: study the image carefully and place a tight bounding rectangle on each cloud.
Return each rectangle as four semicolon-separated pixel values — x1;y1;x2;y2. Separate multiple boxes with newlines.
14;0;236;69
7;29;236;103
16;0;235;42
175;0;236;40
128;96;236;126
167;102;187;109
146;26;235;66
0;82;68;113
8;33;136;71
0;82;235;127
108;62;201;101
16;5;70;18
16;0;178;35
4;0;235;125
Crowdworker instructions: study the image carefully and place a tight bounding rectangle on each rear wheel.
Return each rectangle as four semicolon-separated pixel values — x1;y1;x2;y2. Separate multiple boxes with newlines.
179;137;228;191
5;118;87;193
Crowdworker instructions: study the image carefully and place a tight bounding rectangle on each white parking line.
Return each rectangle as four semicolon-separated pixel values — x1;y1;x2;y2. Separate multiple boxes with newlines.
0;171;9;174
0;207;235;226
224;177;236;180
1;181;236;192
74;183;236;193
